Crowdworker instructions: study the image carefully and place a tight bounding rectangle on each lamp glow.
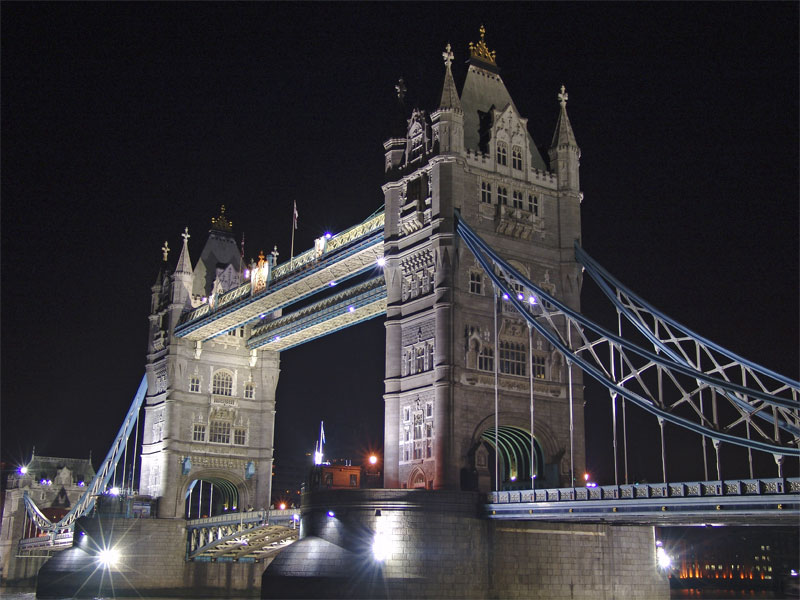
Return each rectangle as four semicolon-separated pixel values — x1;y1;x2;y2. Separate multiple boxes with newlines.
369;455;378;465
98;547;121;568
327;511;335;518
279;502;287;510
528;296;537;305
19;466;27;475
109;487;120;496
372;531;390;562
377;257;386;267
348;306;355;313
656;547;671;570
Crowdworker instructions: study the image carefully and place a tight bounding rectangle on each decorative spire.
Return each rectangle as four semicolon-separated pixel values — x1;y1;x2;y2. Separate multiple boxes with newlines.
442;43;454;69
395;78;407;103
468;25;497;67
438;43;462;111
558;84;568;108
174;227;193;275
210;205;233;232
161;241;170;262
551;84;578;149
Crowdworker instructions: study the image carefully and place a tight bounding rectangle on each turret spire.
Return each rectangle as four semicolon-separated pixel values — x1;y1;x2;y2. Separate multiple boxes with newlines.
438;43;462;111
174;227;193;275
551;85;578;149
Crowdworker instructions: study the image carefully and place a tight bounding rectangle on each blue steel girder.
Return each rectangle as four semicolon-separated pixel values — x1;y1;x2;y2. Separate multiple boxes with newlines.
247;276;387;352
175;212;385;342
455;213;800;457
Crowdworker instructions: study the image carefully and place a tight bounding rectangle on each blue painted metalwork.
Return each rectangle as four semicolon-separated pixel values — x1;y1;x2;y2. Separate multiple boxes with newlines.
23;374;148;533
455;213;800;456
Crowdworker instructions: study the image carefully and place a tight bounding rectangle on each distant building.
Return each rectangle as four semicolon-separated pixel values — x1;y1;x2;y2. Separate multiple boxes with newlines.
0;455;95;584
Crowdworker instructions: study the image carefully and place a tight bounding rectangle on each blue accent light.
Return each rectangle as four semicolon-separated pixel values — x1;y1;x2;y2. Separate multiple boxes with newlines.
327;511;335;517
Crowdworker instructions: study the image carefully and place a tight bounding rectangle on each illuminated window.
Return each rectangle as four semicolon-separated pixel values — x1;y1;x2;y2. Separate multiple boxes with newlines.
528;194;539;216
497;186;508;205
233;428;246;445
212;371;233;396
496;142;507;166
481;181;492;204
244;382;255;399
469;271;483;295
192;424;206;442
512;190;524;209
512;146;522;170
500;341;526;376
533;355;546;379
478;346;494;372
209;421;231;444
189;376;201;393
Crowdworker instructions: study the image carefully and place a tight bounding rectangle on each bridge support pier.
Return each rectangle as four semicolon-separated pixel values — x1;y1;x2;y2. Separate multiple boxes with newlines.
262;489;669;599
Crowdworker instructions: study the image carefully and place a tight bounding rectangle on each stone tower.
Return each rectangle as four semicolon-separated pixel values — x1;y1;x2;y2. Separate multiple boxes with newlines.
140;208;280;518
382;29;585;491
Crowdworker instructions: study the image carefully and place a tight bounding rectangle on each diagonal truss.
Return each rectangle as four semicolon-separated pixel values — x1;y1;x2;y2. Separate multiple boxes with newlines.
455;213;800;457
23;375;148;533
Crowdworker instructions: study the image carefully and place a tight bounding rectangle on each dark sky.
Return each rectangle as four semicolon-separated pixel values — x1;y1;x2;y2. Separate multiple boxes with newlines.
2;3;797;489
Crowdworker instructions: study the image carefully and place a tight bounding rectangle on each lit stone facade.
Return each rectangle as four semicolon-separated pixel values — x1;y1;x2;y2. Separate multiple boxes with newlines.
383;32;585;490
140;217;279;518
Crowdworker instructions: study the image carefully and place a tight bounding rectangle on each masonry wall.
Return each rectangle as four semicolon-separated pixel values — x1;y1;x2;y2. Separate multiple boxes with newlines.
263;488;668;599
36;515;271;598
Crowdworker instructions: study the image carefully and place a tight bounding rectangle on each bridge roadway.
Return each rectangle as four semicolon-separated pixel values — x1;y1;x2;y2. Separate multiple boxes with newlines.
175;212;385;343
486;477;800;525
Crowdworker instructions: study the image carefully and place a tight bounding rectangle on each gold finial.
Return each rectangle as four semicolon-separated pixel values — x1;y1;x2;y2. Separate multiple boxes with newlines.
558;85;568;108
468;24;497;66
161;241;170;262
211;205;233;232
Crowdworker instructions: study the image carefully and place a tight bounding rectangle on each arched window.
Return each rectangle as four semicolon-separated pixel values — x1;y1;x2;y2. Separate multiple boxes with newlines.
478;346;494;372
244;382;255;399
189;376;201;393
481;181;492;204
496;142;508;166
497;187;508;205
500;341;527;376
410;470;426;489
212;371;233;396
512;190;524;209
512;146;523;170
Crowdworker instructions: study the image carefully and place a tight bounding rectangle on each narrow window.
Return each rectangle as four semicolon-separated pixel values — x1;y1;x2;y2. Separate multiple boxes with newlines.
512;146;522;170
426;403;433;418
469;271;482;295
192;424;206;442
415;346;425;373
189;376;201;393
512;190;524;209
426;342;434;371
528;194;539;216
481;181;492;204
244;382;255;399
233;428;247;445
478;346;494;372
497;187;508;205
496;142;507;166
533;355;546;379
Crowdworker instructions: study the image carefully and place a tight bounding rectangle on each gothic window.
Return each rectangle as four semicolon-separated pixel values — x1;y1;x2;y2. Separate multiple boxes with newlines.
404;407;410;422
533;354;546;379
500;341;527;376
426;441;432;458
413;446;422;460
233;428;247;445
189;376;201;393
478;346;494;372
496;142;508;166
209;420;231;444
192;424;206;442
426;342;434;371
244;382;255;399
404;350;413;376
405;429;410;442
421;270;430;294
429;269;435;290
469;271;483;295
512;146;523;170
415;346;425;374
512;190;524;209
212;371;233;396
426;403;433;418
528;194;539;216
404;450;409;461
414;422;423;441
497;187;508;205
481;181;492;204
426;423;432;438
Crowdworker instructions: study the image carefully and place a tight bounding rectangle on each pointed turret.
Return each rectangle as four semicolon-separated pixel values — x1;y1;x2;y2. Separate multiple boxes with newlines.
549;85;581;191
432;43;464;156
167;227;194;332
438;44;462;112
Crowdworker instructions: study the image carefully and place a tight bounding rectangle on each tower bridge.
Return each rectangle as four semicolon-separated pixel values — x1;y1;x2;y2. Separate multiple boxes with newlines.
5;25;798;600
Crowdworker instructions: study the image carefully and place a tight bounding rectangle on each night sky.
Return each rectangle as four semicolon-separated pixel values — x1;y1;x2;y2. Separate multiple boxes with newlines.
2;3;797;491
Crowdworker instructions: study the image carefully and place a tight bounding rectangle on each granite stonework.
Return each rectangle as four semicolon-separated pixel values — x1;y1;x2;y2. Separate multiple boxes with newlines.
262;489;669;599
36;514;269;598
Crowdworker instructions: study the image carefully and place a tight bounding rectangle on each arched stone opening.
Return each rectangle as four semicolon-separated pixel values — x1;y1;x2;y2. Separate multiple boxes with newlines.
472;426;544;492
183;474;245;519
408;467;427;489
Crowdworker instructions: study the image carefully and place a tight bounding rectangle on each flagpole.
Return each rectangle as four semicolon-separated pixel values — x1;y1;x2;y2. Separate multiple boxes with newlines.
290;201;297;270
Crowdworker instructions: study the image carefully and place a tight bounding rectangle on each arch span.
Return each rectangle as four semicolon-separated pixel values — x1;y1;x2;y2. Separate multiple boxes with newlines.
478;426;544;491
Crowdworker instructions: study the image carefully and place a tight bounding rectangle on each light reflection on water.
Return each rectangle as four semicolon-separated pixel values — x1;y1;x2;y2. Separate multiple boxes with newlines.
672;589;787;599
